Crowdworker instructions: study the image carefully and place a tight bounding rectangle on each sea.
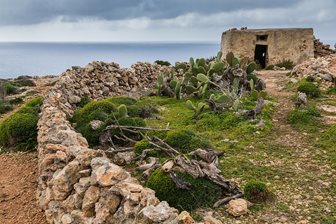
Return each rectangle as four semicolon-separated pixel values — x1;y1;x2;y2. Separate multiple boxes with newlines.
0;42;219;78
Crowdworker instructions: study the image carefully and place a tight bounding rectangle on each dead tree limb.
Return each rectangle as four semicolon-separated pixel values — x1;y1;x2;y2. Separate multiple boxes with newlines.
213;193;244;208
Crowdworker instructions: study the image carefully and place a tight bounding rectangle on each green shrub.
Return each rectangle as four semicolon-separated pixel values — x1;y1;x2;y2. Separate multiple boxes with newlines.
146;169;222;211
297;81;321;98
4;83;18;95
0;98;42;150
71;100;116;126
155;60;171;66
9;97;24;105
275;59;294;69
128;104;158;118
165;130;210;153
244;180;272;203
108;96;137;106
78;97;91;107
305;76;315;82
14;79;36;87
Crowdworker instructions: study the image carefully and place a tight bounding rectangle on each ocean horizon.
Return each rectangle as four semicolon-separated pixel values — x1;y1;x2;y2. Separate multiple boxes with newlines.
0;42;219;78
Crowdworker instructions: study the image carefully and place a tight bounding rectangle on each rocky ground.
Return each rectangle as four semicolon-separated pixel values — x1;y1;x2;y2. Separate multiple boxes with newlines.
0;67;335;223
0;152;47;224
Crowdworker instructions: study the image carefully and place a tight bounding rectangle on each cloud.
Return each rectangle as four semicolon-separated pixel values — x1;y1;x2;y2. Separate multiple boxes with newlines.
0;0;334;44
0;0;298;25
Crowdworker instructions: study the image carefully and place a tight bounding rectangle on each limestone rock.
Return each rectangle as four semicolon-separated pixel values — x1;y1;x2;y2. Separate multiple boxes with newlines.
204;215;223;224
82;186;100;217
141;201;179;223
92;163;130;187
227;199;249;217
178;211;196;224
89;120;104;130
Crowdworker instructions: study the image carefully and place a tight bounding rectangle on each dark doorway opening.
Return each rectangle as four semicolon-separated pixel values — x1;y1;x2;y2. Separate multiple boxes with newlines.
254;44;267;68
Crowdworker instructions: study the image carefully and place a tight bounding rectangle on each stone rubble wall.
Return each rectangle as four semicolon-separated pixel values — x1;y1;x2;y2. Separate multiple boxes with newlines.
314;38;336;58
292;54;336;90
37;61;183;224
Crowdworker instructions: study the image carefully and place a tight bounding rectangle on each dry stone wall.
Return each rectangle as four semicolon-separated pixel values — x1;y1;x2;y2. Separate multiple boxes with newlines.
37;61;185;224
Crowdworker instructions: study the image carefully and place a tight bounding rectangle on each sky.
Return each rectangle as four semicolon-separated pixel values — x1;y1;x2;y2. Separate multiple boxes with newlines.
0;0;335;44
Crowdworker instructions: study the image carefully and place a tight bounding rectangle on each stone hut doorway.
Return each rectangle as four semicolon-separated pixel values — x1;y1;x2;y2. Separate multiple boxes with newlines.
254;44;267;68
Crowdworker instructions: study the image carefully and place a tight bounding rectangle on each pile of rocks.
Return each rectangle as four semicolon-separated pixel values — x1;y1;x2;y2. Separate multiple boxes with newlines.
314;38;336;58
37;61;228;223
58;61;168;106
292;55;336;89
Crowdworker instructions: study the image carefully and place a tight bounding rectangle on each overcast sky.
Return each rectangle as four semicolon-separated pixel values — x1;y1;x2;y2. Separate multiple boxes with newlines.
0;0;335;44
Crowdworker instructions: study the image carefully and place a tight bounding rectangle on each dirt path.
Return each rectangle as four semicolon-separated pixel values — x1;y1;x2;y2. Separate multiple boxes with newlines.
0;152;47;224
240;70;336;223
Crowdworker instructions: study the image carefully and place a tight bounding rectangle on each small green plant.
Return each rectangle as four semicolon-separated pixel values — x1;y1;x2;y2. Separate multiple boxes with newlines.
146;169;222;211
297;80;321;98
275;59;294;69
244;180;272;203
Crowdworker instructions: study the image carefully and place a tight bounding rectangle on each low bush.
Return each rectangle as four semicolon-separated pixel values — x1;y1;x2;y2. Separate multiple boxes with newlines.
0;100;13;114
71;99;116;126
71;97;150;147
165;130;210;153
146;169;222;211
14;79;36;87
0;98;42;150
305;76;315;82
275;59;294;70
244;180;273;203
297;81;321;98
4;83;18;95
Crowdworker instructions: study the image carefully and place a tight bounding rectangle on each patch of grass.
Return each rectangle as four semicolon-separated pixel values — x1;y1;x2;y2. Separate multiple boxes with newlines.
146;169;222;211
0;98;42;150
287;106;322;131
297;80;321;98
244;180;273;203
275;59;294;69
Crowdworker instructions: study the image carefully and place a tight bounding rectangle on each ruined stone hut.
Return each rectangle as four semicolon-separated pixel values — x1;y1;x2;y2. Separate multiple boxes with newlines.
221;28;314;68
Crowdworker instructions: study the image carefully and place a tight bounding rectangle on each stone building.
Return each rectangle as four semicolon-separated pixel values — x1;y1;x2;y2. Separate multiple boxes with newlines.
221;28;314;68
